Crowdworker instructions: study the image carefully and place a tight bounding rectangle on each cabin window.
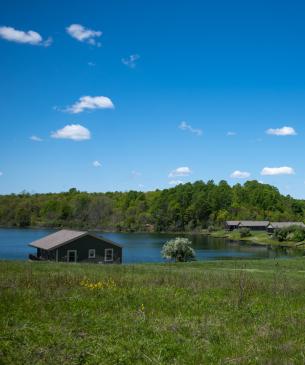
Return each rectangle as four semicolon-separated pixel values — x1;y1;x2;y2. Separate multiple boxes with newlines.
105;248;113;262
88;249;96;259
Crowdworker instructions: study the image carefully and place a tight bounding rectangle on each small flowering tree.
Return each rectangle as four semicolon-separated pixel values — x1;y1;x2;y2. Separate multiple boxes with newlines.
162;237;196;262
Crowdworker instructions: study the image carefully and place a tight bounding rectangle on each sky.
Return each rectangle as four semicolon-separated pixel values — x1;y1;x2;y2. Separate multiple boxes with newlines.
0;0;305;198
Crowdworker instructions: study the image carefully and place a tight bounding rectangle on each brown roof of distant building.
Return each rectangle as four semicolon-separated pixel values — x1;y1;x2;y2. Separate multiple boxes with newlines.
268;222;305;229
29;229;123;250
239;221;269;227
225;220;270;227
226;221;241;226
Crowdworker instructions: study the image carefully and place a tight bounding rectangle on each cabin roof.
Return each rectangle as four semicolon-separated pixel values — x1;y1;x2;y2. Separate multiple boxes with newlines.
226;221;241;226
268;222;305;229
225;220;270;227
28;229;123;250
238;221;269;227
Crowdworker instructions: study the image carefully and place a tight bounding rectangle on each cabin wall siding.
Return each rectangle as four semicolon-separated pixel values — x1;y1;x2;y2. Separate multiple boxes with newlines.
38;235;122;263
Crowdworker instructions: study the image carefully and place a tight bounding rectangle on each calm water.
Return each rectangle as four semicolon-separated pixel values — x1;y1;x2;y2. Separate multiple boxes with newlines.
0;228;299;263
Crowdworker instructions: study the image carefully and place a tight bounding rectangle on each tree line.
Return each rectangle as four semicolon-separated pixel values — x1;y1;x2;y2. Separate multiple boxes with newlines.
0;180;304;232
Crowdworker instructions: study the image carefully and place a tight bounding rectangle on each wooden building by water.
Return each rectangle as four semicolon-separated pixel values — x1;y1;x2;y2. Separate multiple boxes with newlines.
29;229;122;264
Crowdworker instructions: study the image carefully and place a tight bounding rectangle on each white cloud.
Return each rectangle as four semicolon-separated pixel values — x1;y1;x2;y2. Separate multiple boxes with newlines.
122;54;140;68
169;180;183;185
51;124;91;141
30;135;43;142
230;170;251;179
131;170;142;177
261;166;295;176
66;24;102;46
179;121;202;136
65;96;114;114
0;172;3;176
92;160;101;167
227;131;237;136
266;126;297;136
169;166;192;177
0;26;52;46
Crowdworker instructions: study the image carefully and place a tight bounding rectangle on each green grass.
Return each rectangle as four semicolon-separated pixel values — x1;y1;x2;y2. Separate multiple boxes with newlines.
209;229;305;247
1;259;305;364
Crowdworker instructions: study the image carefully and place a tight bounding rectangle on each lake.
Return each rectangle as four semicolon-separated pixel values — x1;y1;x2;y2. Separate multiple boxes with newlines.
0;228;299;263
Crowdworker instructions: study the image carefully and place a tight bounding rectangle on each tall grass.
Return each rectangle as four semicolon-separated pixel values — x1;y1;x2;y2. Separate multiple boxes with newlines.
1;259;305;364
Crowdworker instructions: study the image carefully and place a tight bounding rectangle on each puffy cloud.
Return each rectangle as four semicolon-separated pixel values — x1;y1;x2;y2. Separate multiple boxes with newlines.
51;124;91;141
92;160;101;167
0;26;52;46
30;135;43;142
65;95;114;114
122;54;140;68
261;166;295;176
266;126;297;136
169;180;183;185
179;121;202;136
169;166;192;177
66;24;102;46
230;170;251;179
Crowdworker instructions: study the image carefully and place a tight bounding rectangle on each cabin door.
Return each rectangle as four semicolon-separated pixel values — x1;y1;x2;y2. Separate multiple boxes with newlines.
67;250;77;263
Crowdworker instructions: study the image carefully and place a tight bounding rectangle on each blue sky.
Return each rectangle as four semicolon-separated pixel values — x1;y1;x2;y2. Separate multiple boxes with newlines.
0;0;305;197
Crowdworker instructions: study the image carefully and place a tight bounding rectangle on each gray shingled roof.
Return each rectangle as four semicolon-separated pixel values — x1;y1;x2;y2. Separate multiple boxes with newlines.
226;221;241;226
29;229;123;250
268;222;305;229
239;221;269;227
29;229;87;250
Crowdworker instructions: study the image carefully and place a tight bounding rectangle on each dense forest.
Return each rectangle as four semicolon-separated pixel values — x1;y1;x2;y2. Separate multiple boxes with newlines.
0;180;304;232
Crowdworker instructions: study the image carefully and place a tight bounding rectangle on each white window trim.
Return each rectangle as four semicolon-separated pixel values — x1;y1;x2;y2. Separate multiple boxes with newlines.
88;249;96;259
104;248;113;262
67;250;77;263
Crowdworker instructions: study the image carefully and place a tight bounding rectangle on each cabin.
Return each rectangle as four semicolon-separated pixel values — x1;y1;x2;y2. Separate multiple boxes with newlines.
267;222;305;233
29;229;122;264
238;221;270;231
225;220;270;231
225;221;241;231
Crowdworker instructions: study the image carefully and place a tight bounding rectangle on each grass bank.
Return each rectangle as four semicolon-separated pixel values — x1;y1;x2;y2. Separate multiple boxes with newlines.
208;229;305;248
1;259;305;364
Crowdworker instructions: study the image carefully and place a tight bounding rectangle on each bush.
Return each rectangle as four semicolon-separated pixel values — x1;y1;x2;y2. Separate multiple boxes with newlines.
161;237;196;262
273;225;305;242
239;228;252;238
207;225;215;233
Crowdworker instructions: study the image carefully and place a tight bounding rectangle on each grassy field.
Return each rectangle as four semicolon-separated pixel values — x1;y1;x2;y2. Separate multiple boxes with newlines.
208;229;305;248
1;259;305;364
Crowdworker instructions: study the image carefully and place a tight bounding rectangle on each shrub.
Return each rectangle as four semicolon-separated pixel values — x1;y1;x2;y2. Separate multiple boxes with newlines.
239;228;252;238
207;225;215;233
273;225;305;242
161;237;196;262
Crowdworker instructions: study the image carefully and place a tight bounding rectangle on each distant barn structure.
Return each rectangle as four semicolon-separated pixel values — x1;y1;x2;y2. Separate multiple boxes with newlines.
29;229;122;264
238;221;269;231
225;220;305;233
225;221;241;231
225;220;269;231
267;222;305;233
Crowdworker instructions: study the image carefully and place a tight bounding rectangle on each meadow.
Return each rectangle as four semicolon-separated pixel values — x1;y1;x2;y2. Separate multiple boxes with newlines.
1;259;305;364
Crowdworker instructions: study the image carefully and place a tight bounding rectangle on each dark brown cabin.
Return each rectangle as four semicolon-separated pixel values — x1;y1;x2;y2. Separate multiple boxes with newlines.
29;229;122;264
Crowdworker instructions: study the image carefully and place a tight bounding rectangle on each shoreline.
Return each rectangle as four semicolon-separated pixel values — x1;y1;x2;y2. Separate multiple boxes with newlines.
0;225;304;250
